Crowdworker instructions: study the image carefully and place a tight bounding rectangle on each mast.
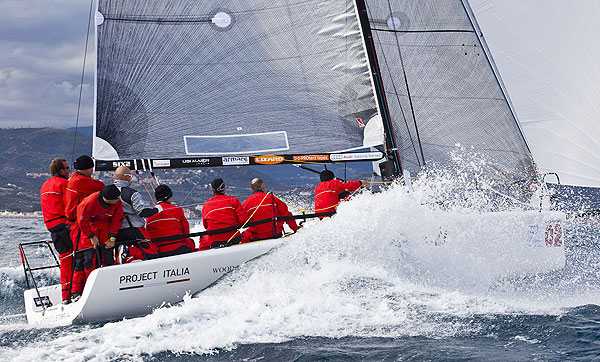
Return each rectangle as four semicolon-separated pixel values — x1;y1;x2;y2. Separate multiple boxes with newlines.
353;0;402;180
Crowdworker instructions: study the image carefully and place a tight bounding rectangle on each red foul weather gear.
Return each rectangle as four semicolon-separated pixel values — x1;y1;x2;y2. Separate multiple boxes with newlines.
146;202;194;256
65;172;104;224
242;191;298;241
70;192;123;294
40;174;73;301
314;179;362;215
200;194;248;250
40;175;69;230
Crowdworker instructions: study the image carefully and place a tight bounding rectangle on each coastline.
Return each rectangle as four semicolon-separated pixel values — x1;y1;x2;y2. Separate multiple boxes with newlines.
0;210;42;218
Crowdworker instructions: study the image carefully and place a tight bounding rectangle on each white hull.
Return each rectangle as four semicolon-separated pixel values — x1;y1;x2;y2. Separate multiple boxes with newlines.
25;238;283;326
24;211;566;326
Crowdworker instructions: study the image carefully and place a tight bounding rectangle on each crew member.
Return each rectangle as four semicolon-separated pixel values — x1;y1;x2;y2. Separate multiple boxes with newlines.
65;155;105;224
199;178;248;250
145;185;195;257
70;185;123;299
39;158;72;302
314;170;366;216
242;178;298;241
114;166;159;262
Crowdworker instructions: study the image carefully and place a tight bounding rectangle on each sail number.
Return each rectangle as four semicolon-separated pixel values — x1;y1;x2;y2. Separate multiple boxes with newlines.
545;224;563;247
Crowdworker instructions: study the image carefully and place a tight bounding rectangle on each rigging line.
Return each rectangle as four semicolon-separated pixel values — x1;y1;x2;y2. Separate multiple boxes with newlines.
71;0;94;166
371;28;474;34
180;182;198;206
365;5;420;166
134;170;156;206
385;0;426;166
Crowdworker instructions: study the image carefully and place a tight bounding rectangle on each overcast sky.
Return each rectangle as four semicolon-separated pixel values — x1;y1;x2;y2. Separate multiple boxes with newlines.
0;0;94;128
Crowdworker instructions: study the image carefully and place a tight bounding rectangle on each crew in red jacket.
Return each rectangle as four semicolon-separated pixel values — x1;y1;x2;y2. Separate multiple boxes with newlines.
65;155;105;224
70;185;123;298
314;170;366;216
145;185;195;257
40;158;73;302
242;178;298;241
200;178;249;250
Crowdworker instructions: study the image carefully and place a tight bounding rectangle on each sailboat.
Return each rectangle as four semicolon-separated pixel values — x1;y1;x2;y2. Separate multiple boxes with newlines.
23;0;565;326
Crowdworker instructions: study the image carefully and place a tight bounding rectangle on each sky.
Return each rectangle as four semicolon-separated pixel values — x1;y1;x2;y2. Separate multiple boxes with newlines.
0;0;94;129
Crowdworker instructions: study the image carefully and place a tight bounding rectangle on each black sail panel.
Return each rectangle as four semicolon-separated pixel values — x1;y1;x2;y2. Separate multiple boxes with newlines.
94;0;379;160
364;0;536;181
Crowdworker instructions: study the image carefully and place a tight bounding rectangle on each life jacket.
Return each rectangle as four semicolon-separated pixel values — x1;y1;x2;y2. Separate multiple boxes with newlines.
71;192;123;249
40;175;68;230
65;172;105;223
314;179;361;214
242;191;298;241
200;194;248;250
146;202;194;253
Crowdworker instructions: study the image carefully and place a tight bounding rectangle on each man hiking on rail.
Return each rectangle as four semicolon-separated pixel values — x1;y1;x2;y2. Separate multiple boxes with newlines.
70;185;123;300
40;158;73;303
146;185;195;257
113;166;160;263
314;170;366;217
65;155;105;224
199;178;248;250
242;178;298;242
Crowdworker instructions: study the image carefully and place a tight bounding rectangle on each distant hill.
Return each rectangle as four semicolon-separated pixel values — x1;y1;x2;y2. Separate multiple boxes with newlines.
67;125;93;137
0;127;92;212
0;127;376;213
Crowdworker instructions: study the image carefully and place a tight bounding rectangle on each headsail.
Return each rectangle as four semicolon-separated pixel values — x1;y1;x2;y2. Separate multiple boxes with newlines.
362;0;536;182
94;0;381;163
469;0;600;188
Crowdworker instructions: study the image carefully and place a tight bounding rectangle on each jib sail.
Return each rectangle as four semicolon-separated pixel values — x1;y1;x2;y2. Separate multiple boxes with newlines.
362;0;536;182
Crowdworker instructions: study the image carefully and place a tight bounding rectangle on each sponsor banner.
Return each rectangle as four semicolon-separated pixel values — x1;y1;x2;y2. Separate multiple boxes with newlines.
222;156;250;166
152;159;171;168
111;161;132;168
330;152;383;162
292;155;330;162
180;158;210;166
255;155;285;165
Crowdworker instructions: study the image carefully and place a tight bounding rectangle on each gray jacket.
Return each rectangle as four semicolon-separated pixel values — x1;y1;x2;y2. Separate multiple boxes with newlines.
114;179;152;229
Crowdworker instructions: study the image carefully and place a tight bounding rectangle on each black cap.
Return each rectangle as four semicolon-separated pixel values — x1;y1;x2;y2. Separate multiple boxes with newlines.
101;185;121;200
320;170;334;182
155;184;173;202
74;155;94;170
211;178;225;193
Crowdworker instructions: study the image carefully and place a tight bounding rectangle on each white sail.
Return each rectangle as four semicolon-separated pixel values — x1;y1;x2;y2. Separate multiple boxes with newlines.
469;0;600;187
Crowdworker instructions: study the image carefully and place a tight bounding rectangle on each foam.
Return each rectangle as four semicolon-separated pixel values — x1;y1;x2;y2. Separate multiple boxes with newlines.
4;160;598;360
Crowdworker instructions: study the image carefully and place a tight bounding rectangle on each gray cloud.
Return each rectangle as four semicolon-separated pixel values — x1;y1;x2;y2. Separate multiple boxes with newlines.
0;0;95;128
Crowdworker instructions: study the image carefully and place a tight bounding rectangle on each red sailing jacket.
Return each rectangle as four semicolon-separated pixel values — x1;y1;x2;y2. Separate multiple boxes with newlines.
242;191;298;241
200;194;248;250
40;175;68;230
72;192;123;249
314;179;361;214
146;202;194;253
65;172;105;223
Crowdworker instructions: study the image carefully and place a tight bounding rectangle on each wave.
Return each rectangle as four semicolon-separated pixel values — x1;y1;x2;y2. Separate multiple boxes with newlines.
4;160;600;360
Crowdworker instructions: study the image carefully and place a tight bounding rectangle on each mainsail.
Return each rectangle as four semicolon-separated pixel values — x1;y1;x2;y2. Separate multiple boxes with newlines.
362;0;536;181
94;0;380;162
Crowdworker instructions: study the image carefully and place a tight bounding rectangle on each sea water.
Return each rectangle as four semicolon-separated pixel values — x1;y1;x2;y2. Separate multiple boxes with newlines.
0;178;599;361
